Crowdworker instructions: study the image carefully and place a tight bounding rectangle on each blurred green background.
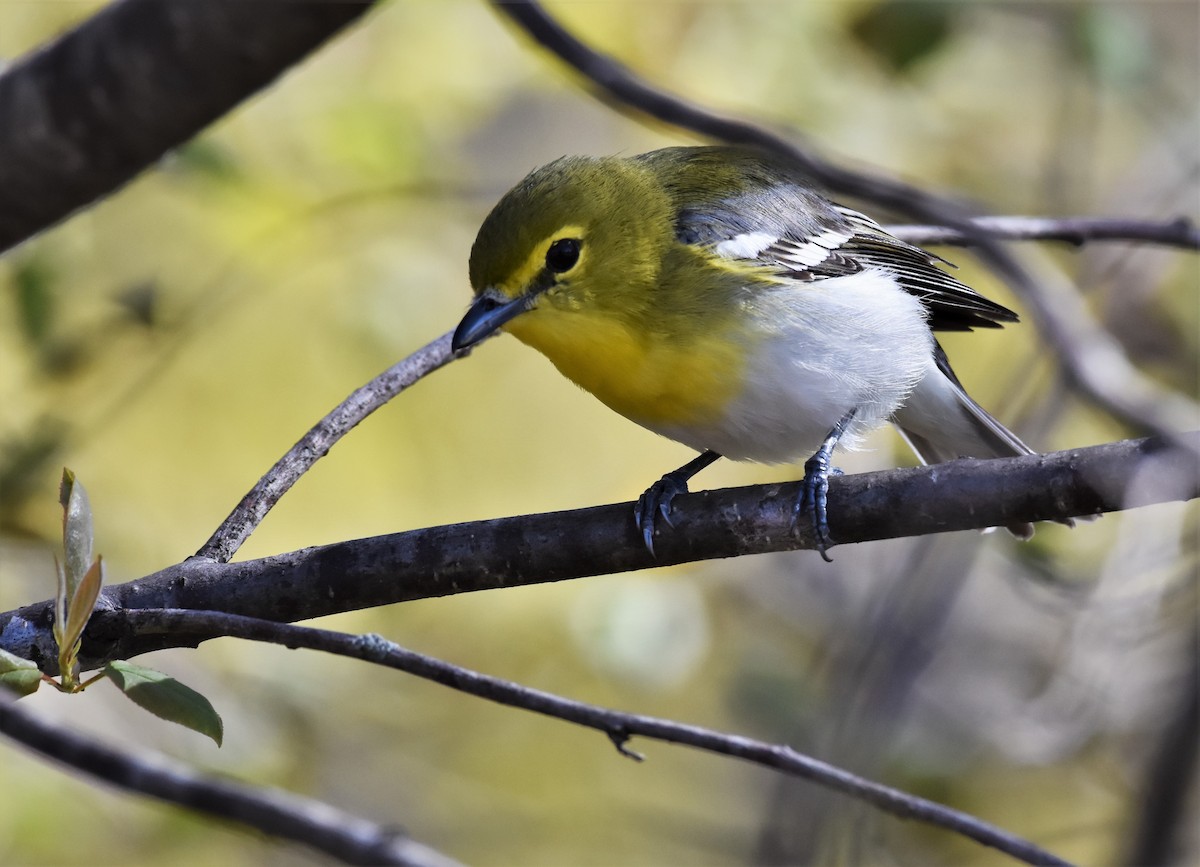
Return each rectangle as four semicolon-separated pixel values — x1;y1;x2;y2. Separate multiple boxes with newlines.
1;1;1196;865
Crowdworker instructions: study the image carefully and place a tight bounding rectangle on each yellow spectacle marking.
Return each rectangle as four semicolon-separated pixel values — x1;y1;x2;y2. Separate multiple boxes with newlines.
498;224;588;298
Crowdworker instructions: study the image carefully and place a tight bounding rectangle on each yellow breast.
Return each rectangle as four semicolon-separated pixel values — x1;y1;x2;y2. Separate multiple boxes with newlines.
507;306;746;429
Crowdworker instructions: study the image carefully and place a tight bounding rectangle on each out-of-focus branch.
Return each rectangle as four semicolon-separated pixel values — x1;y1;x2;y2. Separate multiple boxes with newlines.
489;0;1200;441
103;608;1071;867
1;433;1194;673
888;216;1200;250
196;331;458;563
1124;619;1199;866
0;0;377;253
0;693;462;867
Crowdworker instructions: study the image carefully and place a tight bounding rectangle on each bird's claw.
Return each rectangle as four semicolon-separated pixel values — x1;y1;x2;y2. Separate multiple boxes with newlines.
794;456;842;562
635;474;689;556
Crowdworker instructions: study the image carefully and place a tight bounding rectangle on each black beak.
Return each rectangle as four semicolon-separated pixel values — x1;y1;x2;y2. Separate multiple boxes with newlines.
452;291;533;352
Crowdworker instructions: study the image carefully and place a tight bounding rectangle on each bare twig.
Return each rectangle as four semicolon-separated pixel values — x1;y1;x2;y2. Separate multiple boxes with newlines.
489;0;1200;440
2;433;1195;672
0;693;462;867
195;331;458;563
0;0;377;253
106;608;1073;867
888;216;1200;250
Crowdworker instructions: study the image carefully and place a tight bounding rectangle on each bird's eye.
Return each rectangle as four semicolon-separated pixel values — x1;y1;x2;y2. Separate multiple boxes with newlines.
545;238;582;273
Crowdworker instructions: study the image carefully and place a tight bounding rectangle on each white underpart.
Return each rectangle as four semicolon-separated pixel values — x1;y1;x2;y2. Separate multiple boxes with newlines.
714;231;777;259
654;268;935;463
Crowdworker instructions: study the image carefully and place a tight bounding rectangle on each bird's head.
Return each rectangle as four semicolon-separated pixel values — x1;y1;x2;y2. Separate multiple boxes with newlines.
452;156;674;353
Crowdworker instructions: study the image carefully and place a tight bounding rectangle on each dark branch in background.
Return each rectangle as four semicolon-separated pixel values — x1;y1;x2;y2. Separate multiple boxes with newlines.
889;216;1200;250
0;0;377;253
87;609;1068;867
0;694;462;867
489;0;1200;441
196;332;458;563
1124;618;1200;867
1;433;1195;673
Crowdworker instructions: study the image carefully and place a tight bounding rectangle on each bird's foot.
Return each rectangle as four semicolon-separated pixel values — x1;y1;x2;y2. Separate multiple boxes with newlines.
635;473;689;556
633;451;722;556
794;456;842;562
791;410;856;561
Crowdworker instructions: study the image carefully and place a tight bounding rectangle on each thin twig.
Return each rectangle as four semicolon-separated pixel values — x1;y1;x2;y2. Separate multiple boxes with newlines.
888;216;1200;250
489;0;1200;440
195;331;459;563
110;608;1074;867
0;693;462;867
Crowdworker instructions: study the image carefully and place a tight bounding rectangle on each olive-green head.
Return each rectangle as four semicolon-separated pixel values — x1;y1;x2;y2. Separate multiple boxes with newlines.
453;156;674;351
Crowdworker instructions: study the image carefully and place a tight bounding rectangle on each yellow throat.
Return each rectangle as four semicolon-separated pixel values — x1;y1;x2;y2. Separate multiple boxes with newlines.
505;285;750;430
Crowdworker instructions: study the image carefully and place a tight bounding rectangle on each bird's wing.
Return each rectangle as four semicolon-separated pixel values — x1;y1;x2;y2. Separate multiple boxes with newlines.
824;206;1017;331
682;193;1018;332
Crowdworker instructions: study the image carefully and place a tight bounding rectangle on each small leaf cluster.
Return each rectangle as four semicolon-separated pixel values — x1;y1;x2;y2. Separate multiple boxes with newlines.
0;471;222;745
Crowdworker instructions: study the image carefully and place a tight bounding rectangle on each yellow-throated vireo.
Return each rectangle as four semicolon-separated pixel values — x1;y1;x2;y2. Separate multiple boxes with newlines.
453;146;1035;559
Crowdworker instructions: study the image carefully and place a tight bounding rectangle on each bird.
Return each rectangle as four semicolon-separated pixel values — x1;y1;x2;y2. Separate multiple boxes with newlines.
452;145;1036;560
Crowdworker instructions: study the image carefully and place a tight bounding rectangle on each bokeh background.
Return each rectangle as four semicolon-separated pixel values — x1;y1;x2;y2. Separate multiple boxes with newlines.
1;1;1197;865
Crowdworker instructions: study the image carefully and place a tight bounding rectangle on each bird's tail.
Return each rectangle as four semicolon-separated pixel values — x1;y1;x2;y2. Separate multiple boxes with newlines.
892;344;1041;539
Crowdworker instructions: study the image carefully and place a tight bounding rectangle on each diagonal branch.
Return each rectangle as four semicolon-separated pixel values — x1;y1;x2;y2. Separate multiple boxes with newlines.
0;692;462;867
195;331;459;563
99;608;1072;867
0;0;378;253
1;432;1195;674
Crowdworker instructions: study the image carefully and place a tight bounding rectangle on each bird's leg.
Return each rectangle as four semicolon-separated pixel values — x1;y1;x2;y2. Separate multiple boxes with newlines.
635;450;722;555
795;410;856;562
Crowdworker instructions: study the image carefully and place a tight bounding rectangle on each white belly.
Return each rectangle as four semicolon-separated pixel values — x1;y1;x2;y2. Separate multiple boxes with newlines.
654;269;934;462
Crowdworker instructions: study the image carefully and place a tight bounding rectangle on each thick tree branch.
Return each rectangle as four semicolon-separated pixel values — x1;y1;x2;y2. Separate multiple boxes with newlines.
1;433;1194;673
0;0;377;253
0;693;462;867
490;0;1200;442
85;608;1070;867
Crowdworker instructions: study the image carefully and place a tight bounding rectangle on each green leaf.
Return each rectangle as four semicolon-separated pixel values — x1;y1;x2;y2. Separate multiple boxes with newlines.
103;661;223;746
54;470;103;688
53;555;67;653
62;556;104;658
60;468;94;598
0;649;42;697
